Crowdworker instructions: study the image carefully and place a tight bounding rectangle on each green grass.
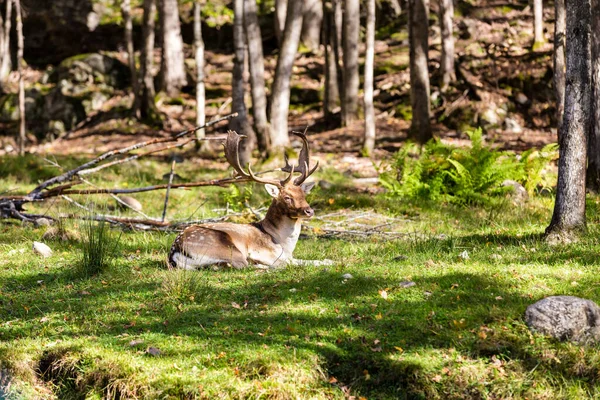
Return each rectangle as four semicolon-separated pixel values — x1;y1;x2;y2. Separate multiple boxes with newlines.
2;155;600;398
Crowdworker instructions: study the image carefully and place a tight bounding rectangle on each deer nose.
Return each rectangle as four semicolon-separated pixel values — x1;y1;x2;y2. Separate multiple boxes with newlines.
304;208;314;217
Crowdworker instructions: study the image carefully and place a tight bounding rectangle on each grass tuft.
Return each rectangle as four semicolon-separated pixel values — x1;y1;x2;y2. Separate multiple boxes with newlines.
79;217;120;276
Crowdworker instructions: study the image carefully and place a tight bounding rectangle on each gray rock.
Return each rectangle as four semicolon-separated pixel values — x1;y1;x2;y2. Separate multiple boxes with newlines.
33;241;53;258
515;92;529;105
504;117;523;133
502;179;529;203
117;196;143;212
342;273;353;280
525;296;600;344
318;180;333;190
399;281;416;289
34;218;53;227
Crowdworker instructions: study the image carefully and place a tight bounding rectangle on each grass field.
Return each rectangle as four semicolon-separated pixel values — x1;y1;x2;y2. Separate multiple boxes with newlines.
1;155;600;399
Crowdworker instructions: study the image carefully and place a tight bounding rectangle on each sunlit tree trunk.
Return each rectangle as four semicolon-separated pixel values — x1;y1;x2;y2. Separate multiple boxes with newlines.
323;0;339;120
408;0;432;143
554;0;566;133
342;0;359;126
0;0;12;82
363;0;376;155
194;1;205;144
439;0;455;92
332;0;344;111
586;0;600;191
244;0;270;154
269;0;303;154
275;0;287;44
230;0;255;165
546;0;591;242
389;0;402;16
15;0;25;155
134;0;159;122
159;0;187;97
301;0;322;52
122;0;138;97
533;0;545;49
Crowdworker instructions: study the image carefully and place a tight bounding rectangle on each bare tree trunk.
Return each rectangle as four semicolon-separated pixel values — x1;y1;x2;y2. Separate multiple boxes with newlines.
269;0;304;154
533;0;545;49
586;0;600;191
389;0;402;16
134;0;159;122
122;0;138;97
439;0;455;92
159;0;187;97
194;1;205;143
0;0;12;81
275;0;287;44
301;0;322;52
323;0;339;121
408;0;432;143
244;0;270;154
554;0;566;133
342;0;359;126
546;0;591;242
363;0;376;156
230;0;255;165
15;0;24;155
332;0;344;112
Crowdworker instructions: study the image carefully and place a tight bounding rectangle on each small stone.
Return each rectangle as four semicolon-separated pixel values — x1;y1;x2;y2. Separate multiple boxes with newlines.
147;347;161;356
399;281;416;289
459;250;469;260
525;296;600;344
117;196;143;212
289;288;297;293
502;179;528;203
318;180;333;190
504;117;523;133
34;218;52;227
342;273;353;280
515;92;529;105
33;241;53;258
129;339;144;347
393;255;408;261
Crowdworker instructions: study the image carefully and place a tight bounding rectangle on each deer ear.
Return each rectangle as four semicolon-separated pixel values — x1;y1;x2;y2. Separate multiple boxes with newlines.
300;181;316;194
264;184;280;198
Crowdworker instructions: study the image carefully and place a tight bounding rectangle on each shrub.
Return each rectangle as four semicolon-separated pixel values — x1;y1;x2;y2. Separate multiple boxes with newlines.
379;128;557;205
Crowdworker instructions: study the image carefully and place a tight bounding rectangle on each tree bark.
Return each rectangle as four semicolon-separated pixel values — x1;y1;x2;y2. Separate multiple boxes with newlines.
546;0;591;242
275;0;287;44
269;0;304;154
194;1;205;143
159;0;187;97
0;0;12;82
408;0;432;143
439;0;455;92
323;0;339;121
134;0;159;122
342;0;360;126
533;0;545;48
122;0;138;96
244;0;270;154
230;0;255;165
586;0;600;191
554;0;566;133
363;0;376;156
389;0;402;16
14;0;24;155
332;0;344;112
301;0;322;52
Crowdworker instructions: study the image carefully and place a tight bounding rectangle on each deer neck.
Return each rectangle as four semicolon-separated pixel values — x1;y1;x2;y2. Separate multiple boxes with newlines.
259;202;302;254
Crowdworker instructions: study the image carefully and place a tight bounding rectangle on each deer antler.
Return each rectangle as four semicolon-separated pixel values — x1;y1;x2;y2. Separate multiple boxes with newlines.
224;130;293;187
281;130;319;185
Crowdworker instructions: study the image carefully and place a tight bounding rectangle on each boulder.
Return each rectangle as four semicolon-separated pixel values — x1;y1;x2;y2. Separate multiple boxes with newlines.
502;179;528;204
51;53;130;89
525;296;600;344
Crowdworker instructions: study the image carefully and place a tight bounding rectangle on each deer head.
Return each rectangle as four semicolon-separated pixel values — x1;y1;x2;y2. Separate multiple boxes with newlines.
224;130;318;219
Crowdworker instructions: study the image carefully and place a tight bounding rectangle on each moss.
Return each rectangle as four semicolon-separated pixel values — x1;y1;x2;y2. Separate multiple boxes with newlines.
395;103;413;122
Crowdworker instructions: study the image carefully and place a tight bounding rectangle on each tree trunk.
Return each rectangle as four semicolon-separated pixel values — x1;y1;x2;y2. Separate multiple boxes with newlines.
194;1;205;143
14;0;24;155
0;0;12;82
134;0;159;122
554;0;566;134
332;0;344;112
323;0;339;121
230;0;255;165
159;0;187;97
586;0;600;191
546;0;591;242
389;0;402;16
122;0;138;96
408;0;432;143
363;0;376;156
301;0;322;52
269;0;304;154
533;0;545;49
439;0;455;92
275;0;287;44
244;0;270;154
342;0;359;126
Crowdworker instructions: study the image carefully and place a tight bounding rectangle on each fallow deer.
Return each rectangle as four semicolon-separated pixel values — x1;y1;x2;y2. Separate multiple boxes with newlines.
168;130;332;270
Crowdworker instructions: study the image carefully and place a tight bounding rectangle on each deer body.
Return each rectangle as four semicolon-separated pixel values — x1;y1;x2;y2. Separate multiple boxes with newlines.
168;130;329;270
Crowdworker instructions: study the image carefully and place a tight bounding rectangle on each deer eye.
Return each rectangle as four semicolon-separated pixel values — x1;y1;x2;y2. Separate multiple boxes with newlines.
283;196;292;203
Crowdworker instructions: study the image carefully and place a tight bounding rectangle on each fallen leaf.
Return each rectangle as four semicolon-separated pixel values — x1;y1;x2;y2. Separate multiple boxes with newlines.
394;346;404;353
231;302;241;309
375;312;383;320
432;375;442;383
329;376;338;384
129;339;144;347
370;346;382;352
379;290;388;300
